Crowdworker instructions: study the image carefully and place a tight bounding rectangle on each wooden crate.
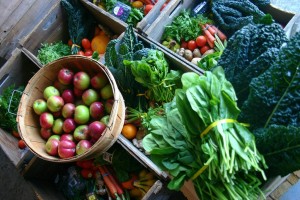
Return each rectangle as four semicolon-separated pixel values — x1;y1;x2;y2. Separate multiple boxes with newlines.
80;0;172;31
0;47;70;200
0;0;59;60
16;1;203;199
0;48;40;167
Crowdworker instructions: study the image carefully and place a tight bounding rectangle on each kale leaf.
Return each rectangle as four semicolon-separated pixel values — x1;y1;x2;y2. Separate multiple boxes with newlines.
255;125;300;177
61;0;95;54
239;31;300;178
211;0;265;36
104;25;147;109
218;21;288;106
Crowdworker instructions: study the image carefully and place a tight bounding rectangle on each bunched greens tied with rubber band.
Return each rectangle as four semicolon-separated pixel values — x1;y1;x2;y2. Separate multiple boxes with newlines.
143;67;267;200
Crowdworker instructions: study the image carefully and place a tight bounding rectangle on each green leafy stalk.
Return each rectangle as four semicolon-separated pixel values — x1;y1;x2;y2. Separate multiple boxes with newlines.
124;49;182;103
37;41;71;65
0;85;24;133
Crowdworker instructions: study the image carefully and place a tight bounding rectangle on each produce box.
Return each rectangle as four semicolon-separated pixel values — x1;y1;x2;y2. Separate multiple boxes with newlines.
140;0;295;70
80;0;173;30
0;48;39;167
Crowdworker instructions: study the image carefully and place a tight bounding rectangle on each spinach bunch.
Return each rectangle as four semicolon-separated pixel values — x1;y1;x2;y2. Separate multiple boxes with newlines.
124;49;182;103
143;67;267;200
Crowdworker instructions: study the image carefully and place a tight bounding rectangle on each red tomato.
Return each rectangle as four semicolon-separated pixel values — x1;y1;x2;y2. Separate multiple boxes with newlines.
12;130;20;139
144;4;154;15
81;38;91;50
200;45;210;54
68;39;73;47
84;49;93;56
81;168;93;179
196;35;207;47
18;140;26;149
77;51;85;56
187;40;197;51
181;40;188;49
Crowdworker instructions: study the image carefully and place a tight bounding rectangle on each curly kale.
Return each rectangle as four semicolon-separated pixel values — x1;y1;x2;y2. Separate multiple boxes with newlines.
255;125;300;178
238;32;300;178
211;0;265;36
217;21;288;106
104;25;148;109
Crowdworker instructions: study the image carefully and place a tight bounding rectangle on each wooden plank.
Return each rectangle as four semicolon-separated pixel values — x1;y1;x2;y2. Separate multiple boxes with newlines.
0;0;37;42
0;0;29;28
270;181;292;199
0;128;24;166
293;170;300;178
0;0;59;60
287;173;299;185
262;175;290;197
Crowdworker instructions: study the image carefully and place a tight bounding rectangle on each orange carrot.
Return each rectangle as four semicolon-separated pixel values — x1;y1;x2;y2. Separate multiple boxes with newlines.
210;25;227;41
205;24;216;35
98;165;119;199
104;165;124;196
201;25;215;48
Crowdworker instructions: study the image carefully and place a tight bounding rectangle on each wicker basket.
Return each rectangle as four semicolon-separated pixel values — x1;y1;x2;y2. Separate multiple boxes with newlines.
17;55;125;162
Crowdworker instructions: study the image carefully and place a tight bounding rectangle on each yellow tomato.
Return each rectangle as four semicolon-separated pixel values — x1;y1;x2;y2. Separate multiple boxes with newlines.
91;34;110;54
132;1;144;8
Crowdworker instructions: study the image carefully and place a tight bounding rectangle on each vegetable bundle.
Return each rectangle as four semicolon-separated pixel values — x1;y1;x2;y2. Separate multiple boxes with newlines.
61;0;95;54
217;17;288;106
211;0;266;36
143;67;267;200
239;32;300;178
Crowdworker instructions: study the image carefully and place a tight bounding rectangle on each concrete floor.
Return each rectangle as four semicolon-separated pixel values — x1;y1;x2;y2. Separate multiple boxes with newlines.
0;147;37;200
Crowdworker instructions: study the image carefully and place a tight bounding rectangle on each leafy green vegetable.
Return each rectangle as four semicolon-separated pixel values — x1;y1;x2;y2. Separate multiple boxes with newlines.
0;85;24;132
254;125;300;178
104;25;147;109
217;20;287;106
101;0;144;27
61;0;96;54
197;35;227;71
94;144;143;182
238;32;300;177
143;67;267;199
124;49;182;103
126;8;144;27
161;10;212;43
37;41;71;65
211;0;266;36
